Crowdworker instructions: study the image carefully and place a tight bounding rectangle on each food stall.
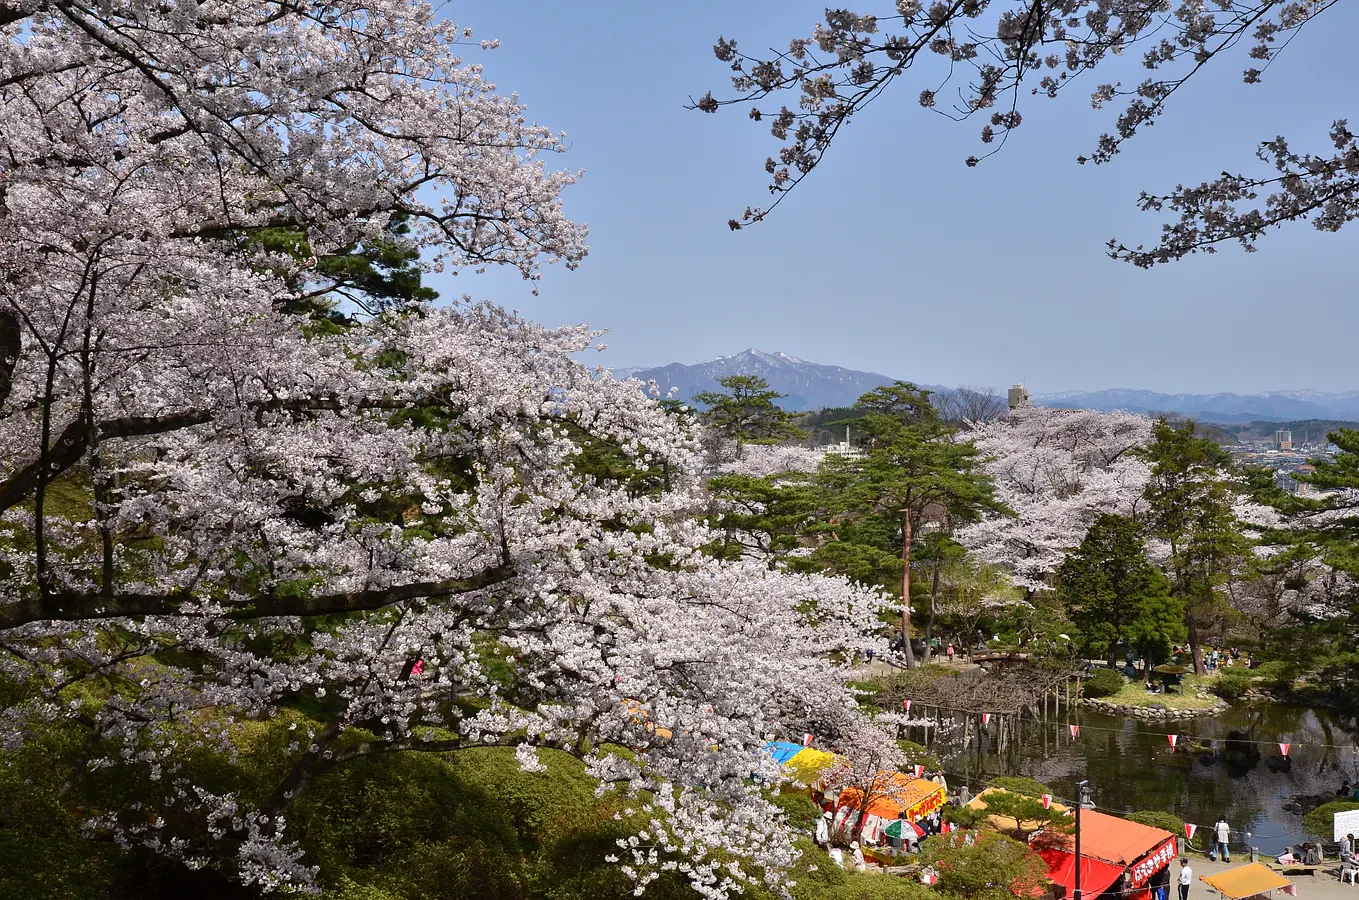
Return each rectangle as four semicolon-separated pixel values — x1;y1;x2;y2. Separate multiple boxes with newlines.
1037;810;1177;900
834;772;947;845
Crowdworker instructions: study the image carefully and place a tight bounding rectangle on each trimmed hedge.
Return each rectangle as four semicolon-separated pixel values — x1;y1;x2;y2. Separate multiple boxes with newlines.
1126;810;1186;837
1082;668;1126;699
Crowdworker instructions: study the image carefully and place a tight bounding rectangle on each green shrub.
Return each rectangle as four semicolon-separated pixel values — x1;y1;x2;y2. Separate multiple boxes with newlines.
1081;668;1126;699
917;830;1048;900
1250;661;1294;692
985;776;1051;798
1210;669;1253;700
1302;801;1359;838
769;789;822;832
1126;810;1186;836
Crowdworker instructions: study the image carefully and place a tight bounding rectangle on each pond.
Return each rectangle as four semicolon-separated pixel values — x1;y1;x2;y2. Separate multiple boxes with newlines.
911;703;1359;855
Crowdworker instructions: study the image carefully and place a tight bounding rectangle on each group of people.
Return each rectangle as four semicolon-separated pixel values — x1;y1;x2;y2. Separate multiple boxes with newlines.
1168;645;1251;672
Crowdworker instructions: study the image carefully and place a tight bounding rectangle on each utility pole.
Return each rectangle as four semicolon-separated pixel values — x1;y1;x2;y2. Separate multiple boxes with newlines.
1074;780;1089;900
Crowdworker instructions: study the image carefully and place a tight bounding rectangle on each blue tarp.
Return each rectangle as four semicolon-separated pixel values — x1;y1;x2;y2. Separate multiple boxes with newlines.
765;740;805;765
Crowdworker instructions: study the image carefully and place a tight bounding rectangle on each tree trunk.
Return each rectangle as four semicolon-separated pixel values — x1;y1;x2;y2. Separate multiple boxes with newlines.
901;509;915;668
923;548;942;665
1188;626;1205;676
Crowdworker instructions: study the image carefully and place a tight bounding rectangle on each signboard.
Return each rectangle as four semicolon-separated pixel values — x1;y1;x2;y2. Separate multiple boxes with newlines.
904;786;946;822
1129;837;1178;887
1334;808;1359;842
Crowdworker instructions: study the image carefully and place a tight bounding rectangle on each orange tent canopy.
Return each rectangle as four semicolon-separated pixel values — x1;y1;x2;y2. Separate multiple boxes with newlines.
1047;810;1175;866
837;773;945;820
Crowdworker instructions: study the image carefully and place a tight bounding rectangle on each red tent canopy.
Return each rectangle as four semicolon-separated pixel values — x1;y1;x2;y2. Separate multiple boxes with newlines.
1037;811;1178;900
1046;811;1175;866
1040;848;1125;898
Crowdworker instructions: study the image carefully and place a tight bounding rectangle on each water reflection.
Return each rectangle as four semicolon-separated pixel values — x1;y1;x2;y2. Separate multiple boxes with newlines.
916;705;1359;854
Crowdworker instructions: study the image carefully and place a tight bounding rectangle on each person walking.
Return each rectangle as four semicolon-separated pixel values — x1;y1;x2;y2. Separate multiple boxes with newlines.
851;841;866;871
1178;859;1193;900
1211;816;1231;862
946;643;955;663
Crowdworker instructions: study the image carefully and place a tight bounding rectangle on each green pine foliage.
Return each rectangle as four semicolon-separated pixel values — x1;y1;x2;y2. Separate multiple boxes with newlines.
1056;514;1183;666
694;375;806;454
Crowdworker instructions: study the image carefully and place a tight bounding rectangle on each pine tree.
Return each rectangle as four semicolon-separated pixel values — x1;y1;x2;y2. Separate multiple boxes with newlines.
1056;514;1182;668
814;382;1000;667
693;374;805;459
1137;419;1250;674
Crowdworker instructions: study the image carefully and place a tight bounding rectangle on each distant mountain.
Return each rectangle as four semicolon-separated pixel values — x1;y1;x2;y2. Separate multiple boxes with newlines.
617;350;910;411
1034;388;1359;423
616;350;1359;423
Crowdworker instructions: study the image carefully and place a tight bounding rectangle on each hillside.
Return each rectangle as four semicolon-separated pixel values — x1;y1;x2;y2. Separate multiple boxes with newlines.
618;350;915;411
1035;388;1359;423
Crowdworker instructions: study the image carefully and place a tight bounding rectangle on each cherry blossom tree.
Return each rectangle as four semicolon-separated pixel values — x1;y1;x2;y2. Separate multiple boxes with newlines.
0;2;898;894
956;407;1153;596
694;0;1353;264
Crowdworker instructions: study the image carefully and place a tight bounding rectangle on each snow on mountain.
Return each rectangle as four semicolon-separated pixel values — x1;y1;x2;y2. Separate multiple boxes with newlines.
616;349;904;411
1034;388;1359;423
615;350;1359;421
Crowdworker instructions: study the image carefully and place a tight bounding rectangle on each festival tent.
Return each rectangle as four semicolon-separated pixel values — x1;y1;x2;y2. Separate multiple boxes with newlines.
1038;810;1177;900
765;741;805;765
1042;850;1126;900
832;773;948;844
784;748;836;786
1200;863;1296;900
761;741;837;786
837;773;947;821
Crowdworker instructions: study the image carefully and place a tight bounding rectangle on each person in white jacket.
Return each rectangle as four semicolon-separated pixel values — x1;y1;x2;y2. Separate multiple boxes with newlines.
1211;817;1230;862
815;811;831;848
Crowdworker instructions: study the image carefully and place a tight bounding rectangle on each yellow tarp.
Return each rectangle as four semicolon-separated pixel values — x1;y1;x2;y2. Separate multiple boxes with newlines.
1200;863;1294;899
784;748;836;786
966;787;1069;834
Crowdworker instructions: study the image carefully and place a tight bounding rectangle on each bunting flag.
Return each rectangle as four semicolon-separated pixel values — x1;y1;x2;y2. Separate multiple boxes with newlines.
902;699;912;713
983;713;992;726
1168;734;1178;749
803;733;814;747
410;659;424;676
1041;794;1052;809
1069;724;1079;739
1279;742;1290;756
1185;823;1197;841
914;764;925;778
921;872;938;885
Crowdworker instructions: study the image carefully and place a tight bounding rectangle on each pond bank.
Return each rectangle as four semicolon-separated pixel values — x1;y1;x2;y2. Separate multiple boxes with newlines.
1082;697;1231;720
914;704;1358;856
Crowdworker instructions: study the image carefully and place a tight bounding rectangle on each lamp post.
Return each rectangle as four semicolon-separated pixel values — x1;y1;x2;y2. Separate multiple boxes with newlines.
1074;780;1089;900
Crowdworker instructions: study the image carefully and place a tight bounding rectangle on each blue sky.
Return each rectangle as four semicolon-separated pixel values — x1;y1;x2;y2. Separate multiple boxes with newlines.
442;0;1359;394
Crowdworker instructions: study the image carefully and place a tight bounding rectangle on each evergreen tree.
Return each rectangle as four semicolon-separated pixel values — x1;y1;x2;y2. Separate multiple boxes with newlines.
1056;514;1182;668
1137;419;1249;674
1251;429;1359;705
693;374;805;458
814;382;1000;667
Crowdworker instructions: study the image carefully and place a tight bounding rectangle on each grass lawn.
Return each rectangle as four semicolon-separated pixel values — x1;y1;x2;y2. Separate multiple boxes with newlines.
1093;673;1224;710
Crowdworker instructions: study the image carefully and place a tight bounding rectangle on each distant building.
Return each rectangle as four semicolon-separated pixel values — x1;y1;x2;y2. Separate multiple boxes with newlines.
822;425;865;460
1275;430;1293;451
1008;384;1032;410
